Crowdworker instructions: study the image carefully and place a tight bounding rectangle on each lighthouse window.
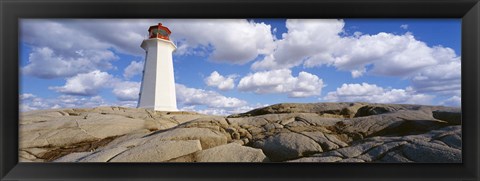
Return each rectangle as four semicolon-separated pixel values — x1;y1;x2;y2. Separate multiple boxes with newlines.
159;29;169;37
152;29;159;35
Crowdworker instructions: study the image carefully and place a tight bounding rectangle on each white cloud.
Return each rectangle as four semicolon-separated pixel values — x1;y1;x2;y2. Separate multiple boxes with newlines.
167;19;276;64
439;95;461;107
20;19;150;79
49;68;142;101
19;94;110;112
411;60;461;95
21;19;157;56
252;19;450;78
49;70;113;96
123;61;144;79
252;19;344;70
400;24;409;30
249;19;460;98
112;101;138;108
204;71;236;91
323;83;434;105
237;69;324;98
20;93;36;100
176;84;247;108
22;47;117;79
112;81;141;101
179;104;268;116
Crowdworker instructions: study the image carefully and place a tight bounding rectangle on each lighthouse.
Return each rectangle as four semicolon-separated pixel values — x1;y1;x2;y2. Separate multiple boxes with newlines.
137;23;178;111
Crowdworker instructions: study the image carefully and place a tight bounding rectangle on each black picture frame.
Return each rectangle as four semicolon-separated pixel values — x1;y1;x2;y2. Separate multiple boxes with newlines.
1;0;479;180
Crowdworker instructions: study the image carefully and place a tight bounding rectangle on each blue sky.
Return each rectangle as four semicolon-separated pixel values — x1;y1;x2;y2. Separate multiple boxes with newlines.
19;19;461;115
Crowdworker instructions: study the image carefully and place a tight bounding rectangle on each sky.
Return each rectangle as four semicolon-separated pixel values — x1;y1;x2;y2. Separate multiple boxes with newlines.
19;19;462;115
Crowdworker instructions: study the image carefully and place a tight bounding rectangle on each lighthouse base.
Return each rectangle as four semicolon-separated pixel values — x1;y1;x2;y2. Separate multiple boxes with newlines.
138;106;178;112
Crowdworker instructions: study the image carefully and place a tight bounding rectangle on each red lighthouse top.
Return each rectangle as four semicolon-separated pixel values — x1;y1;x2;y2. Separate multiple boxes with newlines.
148;23;171;40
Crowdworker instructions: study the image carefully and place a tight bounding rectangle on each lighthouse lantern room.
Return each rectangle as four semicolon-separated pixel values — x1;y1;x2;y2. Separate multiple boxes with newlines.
148;23;171;40
137;23;178;111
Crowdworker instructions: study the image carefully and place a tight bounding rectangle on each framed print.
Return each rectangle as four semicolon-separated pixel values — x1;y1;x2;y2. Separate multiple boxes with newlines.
1;0;479;180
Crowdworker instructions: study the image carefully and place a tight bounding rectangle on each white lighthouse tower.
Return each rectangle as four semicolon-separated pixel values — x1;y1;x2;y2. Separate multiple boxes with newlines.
137;23;178;111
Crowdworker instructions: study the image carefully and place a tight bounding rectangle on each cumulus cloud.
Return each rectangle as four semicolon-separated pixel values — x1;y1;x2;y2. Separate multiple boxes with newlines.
323;83;434;105
20;93;36;100
20;94;109;112
168;19;276;64
252;19;453;78
439;95;461;107
250;19;460;98
22;47;117;79
400;24;409;29
49;70;114;96
123;61;144;79
411;60;461;95
49;69;141;102
254;22;449;78
21;19;157;56
112;81;141;101
252;19;344;70
204;71;236;91
179;104;268;116
176;84;247;108
237;69;324;98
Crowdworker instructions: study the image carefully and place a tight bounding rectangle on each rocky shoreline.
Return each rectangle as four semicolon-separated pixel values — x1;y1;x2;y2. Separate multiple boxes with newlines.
19;103;461;162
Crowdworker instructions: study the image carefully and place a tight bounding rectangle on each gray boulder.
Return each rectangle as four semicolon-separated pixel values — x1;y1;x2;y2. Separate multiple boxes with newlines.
253;132;323;161
433;110;462;125
110;140;202;162
195;143;268;162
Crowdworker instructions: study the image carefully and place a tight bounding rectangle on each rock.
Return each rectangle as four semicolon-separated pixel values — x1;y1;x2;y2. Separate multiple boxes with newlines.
21;147;49;158
19;103;462;163
292;114;342;127
337;158;365;162
334;141;382;158
433;110;462;125
301;132;341;151
287;156;342;162
166;154;196;162
378;150;412;162
247;127;265;135
253;132;323;161
354;105;399;117
401;141;461;163
263;123;283;132
279;117;295;125
178;117;229;130
341;110;447;137
324;134;349;147
54;152;91;162
313;150;345;158
145;128;228;149
229;102;357;117
356;141;408;161
19;151;37;160
195;143;268;162
110;140;202;162
19;109;152;149
79;147;129;162
100;130;151;150
167;114;214;124
439;134;462;149
227;117;268;127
